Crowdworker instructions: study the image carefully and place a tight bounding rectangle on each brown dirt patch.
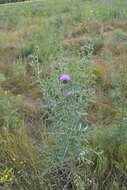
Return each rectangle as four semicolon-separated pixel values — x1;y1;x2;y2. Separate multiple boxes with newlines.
62;36;90;44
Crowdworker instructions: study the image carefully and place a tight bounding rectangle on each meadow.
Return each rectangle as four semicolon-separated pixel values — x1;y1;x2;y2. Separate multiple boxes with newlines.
0;0;127;189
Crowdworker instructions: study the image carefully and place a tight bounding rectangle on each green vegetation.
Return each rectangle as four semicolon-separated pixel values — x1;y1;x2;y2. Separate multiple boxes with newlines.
0;0;127;189
0;0;28;4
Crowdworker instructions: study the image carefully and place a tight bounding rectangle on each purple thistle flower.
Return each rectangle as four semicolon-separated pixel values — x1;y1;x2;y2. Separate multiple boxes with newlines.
59;74;71;83
67;89;74;96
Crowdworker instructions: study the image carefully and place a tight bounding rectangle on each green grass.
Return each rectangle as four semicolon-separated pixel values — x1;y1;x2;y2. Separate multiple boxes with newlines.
0;0;28;4
0;0;127;189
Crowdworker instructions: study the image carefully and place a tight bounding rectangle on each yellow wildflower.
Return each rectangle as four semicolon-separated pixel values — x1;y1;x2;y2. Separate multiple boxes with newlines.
12;157;16;161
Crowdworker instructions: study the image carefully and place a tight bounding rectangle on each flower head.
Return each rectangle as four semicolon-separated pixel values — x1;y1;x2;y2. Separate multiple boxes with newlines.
67;89;74;96
59;74;71;83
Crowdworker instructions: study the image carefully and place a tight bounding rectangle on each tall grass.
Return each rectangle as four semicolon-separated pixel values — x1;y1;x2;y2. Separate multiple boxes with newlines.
0;0;127;189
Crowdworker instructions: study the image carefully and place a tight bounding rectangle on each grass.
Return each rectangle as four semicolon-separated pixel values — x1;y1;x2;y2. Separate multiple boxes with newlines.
0;0;127;189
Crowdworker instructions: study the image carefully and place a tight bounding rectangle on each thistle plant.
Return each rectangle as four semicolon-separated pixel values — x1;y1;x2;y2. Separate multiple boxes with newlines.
31;42;96;168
